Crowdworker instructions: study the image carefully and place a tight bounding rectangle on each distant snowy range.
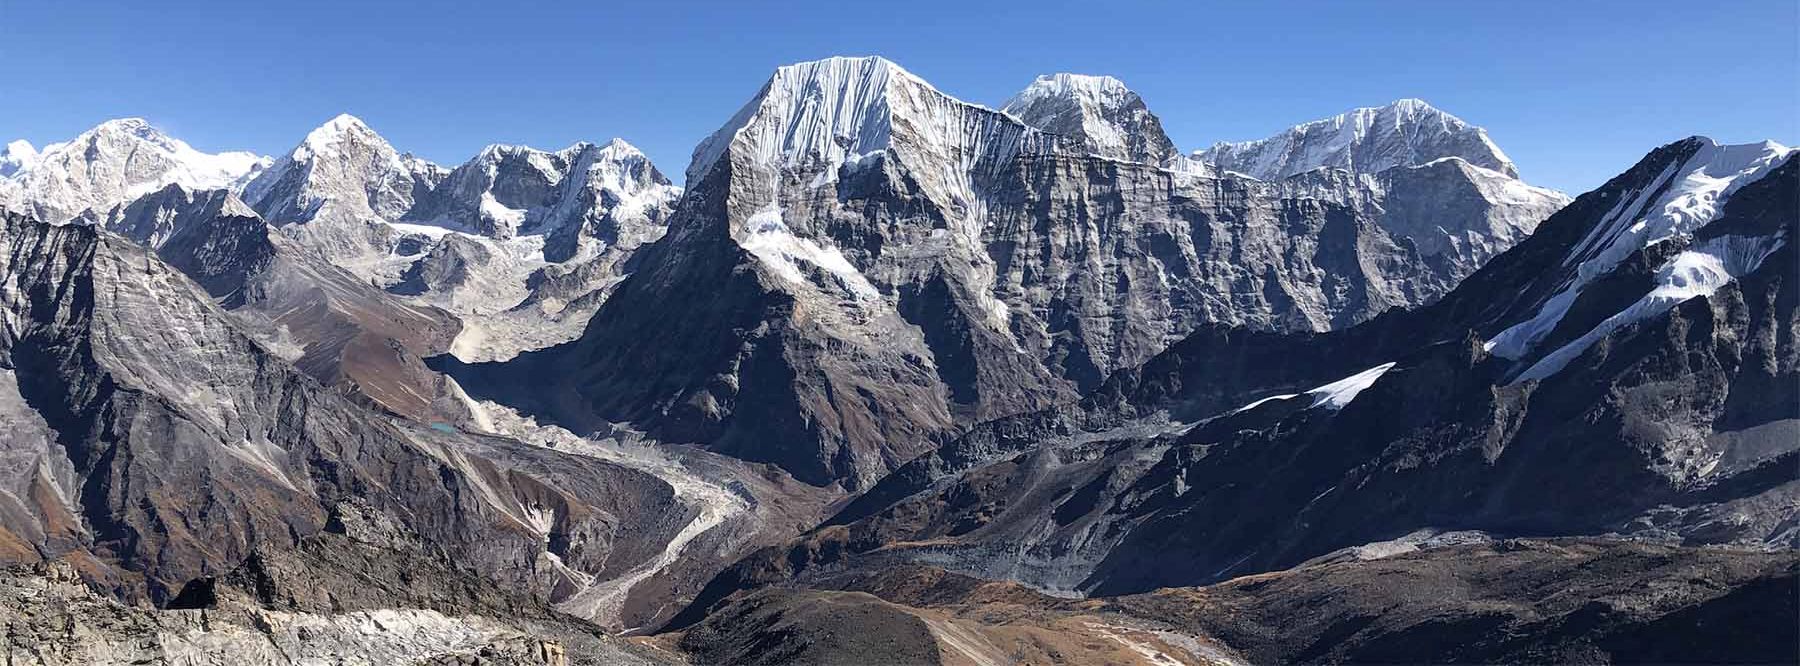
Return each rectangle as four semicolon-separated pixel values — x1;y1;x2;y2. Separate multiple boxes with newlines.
1;56;1795;666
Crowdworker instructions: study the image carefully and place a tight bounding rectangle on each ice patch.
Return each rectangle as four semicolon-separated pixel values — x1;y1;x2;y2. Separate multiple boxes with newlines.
739;204;882;301
1231;393;1299;414
1305;362;1397;410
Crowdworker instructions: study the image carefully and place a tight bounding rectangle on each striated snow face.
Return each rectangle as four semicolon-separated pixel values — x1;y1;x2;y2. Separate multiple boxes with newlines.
691;56;1050;211
1486;139;1794;369
1;118;270;223
1197;98;1516;180
689;56;904;183
1002;73;1177;164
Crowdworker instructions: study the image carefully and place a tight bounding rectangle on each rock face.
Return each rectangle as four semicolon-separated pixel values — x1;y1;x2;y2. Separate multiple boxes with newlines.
87;184;464;421
457;56;1567;490
1198;98;1519;180
1001;73;1178;164
670;137;1798;621
0;549;672;665
0;119;268;224
1104;539;1800;665
0;209;744;634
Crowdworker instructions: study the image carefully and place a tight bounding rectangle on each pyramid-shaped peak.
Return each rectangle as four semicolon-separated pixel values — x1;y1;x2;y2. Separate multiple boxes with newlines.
297;113;387;155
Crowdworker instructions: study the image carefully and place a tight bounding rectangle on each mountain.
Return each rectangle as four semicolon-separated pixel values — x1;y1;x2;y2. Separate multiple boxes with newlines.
452;56;1568;490
100;184;466;421
240;113;446;281
1198;98;1519;180
0;119;268;223
670;137;1798;632
1001;73;1179;164
0;207;837;646
395;138;682;360
236;115;683;361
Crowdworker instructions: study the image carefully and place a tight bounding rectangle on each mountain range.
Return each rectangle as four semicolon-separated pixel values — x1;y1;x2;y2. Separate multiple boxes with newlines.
0;55;1792;665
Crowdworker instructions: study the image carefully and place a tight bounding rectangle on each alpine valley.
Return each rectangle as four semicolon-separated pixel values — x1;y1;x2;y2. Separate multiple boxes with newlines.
0;56;1793;665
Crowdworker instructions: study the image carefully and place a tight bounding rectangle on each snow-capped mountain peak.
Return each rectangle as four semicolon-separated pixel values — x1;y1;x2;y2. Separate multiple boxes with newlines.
0;118;270;223
1002;73;1178;164
688;56;1047;184
1198;98;1517;180
243;113;440;226
687;55;1050;230
0;140;39;177
688;55;910;182
293;113;390;162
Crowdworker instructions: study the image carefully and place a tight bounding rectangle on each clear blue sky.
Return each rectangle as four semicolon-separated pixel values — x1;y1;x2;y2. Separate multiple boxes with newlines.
2;0;1793;193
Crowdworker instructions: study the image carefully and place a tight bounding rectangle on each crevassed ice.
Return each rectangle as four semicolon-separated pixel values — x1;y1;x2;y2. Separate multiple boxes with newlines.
1485;139;1793;364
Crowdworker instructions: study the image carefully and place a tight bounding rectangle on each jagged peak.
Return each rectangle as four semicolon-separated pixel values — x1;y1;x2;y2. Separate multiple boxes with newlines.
1;140;39;177
461;139;658;182
595;137;645;158
129;181;260;217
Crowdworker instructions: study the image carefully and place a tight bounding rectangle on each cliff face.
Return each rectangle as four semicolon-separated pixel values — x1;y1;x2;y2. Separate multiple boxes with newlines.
669;139;1798;625
459;58;1568;489
0;211;712;635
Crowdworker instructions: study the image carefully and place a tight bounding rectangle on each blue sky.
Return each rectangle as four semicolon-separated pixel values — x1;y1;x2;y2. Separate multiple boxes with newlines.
2;0;1792;193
